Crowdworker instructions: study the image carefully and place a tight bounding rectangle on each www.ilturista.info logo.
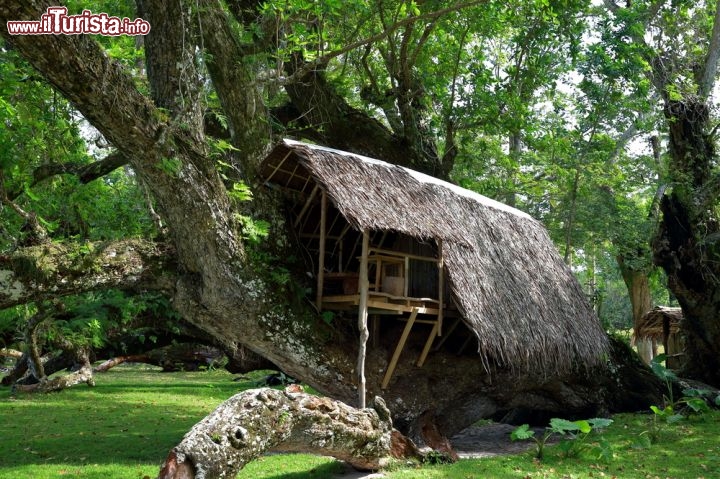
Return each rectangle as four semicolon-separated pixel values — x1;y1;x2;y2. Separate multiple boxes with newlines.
7;7;150;36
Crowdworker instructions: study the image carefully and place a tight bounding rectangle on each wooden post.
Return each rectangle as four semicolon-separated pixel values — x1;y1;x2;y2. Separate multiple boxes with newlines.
403;256;410;297
417;322;439;367
357;229;370;408
316;191;327;310
662;316;670;367
437;240;444;336
381;307;419;389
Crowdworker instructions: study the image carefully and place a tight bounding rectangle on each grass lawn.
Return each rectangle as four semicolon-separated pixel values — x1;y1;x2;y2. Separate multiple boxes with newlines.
0;366;718;479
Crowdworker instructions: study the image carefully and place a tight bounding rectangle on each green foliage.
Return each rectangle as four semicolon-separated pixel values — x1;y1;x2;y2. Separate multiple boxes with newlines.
158;157;182;177
641;354;719;445
235;214;270;244
320;310;335;325
511;417;613;461
421;449;455;465
0;45;155;249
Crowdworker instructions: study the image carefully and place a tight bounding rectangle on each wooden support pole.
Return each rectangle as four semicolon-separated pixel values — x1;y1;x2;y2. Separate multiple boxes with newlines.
338;239;344;272
316;191;328;310
381;307;419;389
417;322;439;367
433;318;461;352
437;240;444;337
357;230;371;408
264;150;292;183
294;185;319;228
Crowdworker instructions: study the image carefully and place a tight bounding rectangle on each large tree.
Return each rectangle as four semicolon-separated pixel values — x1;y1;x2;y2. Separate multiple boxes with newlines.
597;0;720;385
0;0;671;472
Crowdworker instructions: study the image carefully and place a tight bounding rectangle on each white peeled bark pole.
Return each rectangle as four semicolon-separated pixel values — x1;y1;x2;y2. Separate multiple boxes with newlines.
316;190;328;310
357;229;370;408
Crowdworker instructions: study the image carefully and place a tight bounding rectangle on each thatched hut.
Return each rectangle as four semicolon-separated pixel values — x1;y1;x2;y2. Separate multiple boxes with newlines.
636;306;685;369
260;140;608;388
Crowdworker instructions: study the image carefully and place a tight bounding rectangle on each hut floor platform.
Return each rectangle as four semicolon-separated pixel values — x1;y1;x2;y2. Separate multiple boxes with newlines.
321;292;458;389
322;291;451;316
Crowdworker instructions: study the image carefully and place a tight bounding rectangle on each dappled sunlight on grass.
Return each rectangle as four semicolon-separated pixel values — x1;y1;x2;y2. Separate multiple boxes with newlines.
1;367;719;479
0;366;253;478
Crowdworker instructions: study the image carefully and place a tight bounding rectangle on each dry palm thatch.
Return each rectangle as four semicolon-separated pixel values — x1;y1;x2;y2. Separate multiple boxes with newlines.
635;306;683;340
261;140;608;374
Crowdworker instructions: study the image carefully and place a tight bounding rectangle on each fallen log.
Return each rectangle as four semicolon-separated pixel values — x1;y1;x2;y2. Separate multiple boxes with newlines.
95;343;225;373
13;363;95;393
157;387;420;479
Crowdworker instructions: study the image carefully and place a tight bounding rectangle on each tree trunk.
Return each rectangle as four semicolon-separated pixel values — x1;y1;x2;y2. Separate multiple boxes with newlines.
14;362;95;393
617;256;653;363
653;100;720;386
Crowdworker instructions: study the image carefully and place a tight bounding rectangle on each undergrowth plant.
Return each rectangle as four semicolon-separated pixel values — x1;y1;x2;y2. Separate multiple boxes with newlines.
639;354;720;446
511;417;613;461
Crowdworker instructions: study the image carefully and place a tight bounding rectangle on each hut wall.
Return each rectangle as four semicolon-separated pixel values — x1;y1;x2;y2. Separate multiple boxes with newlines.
391;235;449;299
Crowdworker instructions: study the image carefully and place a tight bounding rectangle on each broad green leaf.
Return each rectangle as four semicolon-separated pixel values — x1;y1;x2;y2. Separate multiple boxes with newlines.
510;424;535;441
573;419;592;434
588;418;613;429
667;414;685;424
549;418;581;433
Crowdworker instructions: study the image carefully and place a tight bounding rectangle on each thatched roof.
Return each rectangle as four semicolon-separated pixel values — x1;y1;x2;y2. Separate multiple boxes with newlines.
636;307;683;340
261;139;608;374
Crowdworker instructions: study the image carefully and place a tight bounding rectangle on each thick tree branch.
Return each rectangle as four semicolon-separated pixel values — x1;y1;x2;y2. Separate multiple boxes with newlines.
8;151;129;201
0;239;176;309
698;0;720;98
271;0;484;87
196;0;270;172
0;2;164;160
0;172;49;245
157;388;410;479
0;348;22;359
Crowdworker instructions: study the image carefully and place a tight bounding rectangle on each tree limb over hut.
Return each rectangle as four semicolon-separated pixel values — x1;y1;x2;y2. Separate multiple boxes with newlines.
0;239;176;309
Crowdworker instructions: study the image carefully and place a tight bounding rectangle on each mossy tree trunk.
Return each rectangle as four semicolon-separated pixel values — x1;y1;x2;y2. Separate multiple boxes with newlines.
653;100;720;386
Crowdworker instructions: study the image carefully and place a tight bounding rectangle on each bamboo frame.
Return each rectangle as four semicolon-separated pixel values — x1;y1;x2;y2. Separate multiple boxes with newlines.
294;185;320;228
263;150;292;183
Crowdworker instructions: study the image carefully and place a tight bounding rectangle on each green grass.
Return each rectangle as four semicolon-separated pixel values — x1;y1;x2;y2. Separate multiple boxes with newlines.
1;366;719;479
382;412;720;478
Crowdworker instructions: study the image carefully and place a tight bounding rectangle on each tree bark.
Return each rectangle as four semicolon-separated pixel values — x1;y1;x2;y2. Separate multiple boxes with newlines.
0;239;176;309
617;256;653;363
157;388;404;479
0;348;22;359
14;362;94;393
653;99;720;386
